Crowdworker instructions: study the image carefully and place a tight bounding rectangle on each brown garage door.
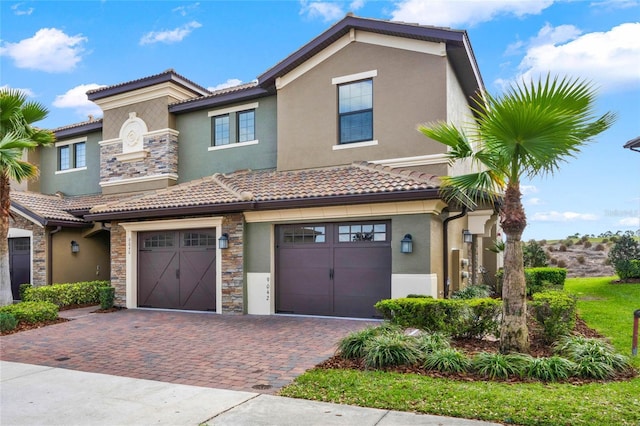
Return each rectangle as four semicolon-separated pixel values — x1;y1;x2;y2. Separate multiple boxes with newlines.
276;222;391;318
138;230;216;311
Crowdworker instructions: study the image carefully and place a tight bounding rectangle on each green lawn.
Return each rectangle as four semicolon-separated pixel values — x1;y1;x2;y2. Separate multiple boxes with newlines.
280;276;640;425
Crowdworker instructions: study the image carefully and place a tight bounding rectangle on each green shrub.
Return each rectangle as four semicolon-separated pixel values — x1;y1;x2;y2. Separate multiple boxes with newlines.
523;240;548;267
451;285;491;299
461;298;501;339
0;312;18;332
614;259;640;280
0;301;58;323
375;298;467;335
608;232;640;280
423;348;471;373
525;267;567;296
524;356;576;381
23;280;110;307
472;352;530;379
363;333;421;368
405;294;432;298
530;290;577;343
99;286;115;309
416;332;450;354
19;283;32;300
338;324;400;359
554;336;632;376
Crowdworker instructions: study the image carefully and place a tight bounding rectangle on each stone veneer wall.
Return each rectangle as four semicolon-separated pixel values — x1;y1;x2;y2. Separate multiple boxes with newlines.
100;131;178;183
221;213;245;314
8;215;47;286
110;223;127;306
110;214;246;314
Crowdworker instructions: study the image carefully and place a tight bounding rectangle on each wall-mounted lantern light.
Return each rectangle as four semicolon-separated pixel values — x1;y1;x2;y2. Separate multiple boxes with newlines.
400;234;413;253
71;240;80;253
218;233;229;250
462;229;473;244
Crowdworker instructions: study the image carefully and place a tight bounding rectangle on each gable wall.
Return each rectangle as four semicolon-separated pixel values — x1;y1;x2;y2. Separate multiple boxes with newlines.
277;39;448;171
102;97;174;140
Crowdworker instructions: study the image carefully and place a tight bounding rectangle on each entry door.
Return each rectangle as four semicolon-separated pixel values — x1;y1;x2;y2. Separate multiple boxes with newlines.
138;230;216;310
276;222;391;318
9;238;30;300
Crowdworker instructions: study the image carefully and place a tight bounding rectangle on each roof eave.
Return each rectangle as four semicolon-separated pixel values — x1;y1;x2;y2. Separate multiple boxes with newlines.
10;202;89;227
54;121;103;139
168;87;273;114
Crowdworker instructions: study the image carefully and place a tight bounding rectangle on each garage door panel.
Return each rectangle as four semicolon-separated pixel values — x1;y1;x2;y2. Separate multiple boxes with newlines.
179;250;216;310
138;251;179;308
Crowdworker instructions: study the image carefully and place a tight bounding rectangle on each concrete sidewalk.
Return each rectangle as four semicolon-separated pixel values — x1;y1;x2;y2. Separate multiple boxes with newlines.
1;361;501;426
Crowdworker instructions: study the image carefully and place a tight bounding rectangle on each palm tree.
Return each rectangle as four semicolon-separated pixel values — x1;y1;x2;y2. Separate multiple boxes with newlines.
0;89;55;306
419;75;615;353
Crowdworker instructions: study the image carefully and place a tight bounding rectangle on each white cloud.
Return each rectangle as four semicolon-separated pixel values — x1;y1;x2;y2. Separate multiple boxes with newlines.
619;217;640;227
590;0;640;10
208;79;243;92
0;28;86;72
53;84;105;119
299;1;344;22
0;84;35;98
514;22;640;93
11;2;34;15
526;197;542;206
140;21;202;45
520;185;538;195
531;211;599;222
173;2;200;16
390;0;553;28
349;0;366;11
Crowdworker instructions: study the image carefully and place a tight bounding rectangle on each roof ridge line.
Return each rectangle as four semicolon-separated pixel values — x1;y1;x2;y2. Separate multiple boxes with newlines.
211;173;254;201
351;161;440;185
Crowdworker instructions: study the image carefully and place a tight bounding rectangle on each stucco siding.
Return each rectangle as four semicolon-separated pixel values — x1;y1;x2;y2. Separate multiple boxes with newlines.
38;131;102;196
51;229;110;284
176;96;278;181
102;97;173;140
277;40;448;171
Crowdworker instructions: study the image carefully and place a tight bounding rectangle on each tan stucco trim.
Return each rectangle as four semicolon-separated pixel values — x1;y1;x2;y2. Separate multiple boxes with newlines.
370;153;449;168
92;83;198;111
99;173;178;188
244;200;448;223
120;217;224;312
207;102;259;117
55;136;87;147
98;128;180;147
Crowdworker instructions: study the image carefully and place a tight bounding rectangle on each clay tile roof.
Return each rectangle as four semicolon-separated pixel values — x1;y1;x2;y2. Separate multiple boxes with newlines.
169;81;259;108
52;117;103;134
10;191;130;224
88;162;440;216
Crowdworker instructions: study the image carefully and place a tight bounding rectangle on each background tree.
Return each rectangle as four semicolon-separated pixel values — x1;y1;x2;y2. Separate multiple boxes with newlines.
523;240;548;268
0;89;55;306
607;231;640;281
419;75;615;353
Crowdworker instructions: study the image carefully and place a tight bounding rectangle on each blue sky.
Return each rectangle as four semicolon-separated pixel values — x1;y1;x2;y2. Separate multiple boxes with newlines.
1;0;639;240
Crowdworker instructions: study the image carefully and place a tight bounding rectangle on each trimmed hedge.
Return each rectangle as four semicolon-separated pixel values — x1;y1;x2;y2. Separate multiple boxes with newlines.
374;297;501;339
496;267;566;296
0;301;58;323
23;280;110;308
530;290;577;343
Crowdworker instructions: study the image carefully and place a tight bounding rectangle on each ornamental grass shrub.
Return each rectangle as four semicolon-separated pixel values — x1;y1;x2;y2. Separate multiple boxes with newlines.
472;352;531;380
423;348;471;373
0;312;18;332
524;356;576;382
554;336;632;379
337;323;401;359
363;333;422;368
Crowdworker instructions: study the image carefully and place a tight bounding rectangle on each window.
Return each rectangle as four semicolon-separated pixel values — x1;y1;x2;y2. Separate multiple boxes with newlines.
142;233;175;249
213;115;230;146
338;223;387;242
238;110;255;143
338;79;373;144
59;146;70;171
282;226;326;244
74;142;86;168
208;102;259;149
56;138;87;172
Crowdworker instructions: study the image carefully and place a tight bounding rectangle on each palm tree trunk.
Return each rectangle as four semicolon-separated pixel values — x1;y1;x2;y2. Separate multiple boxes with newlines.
0;172;14;306
499;183;529;353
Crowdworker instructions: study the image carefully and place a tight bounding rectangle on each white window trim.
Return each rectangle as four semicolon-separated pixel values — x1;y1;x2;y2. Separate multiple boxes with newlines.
208;102;259;117
55;166;87;175
208;139;259;151
332;70;377;85
332;140;378;150
55;137;87;147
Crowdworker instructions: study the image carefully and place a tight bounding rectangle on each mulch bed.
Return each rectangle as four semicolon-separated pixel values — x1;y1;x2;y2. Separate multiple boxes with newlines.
316;316;637;384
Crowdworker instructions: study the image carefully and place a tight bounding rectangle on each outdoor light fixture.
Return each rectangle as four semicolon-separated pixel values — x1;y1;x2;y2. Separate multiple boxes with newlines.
462;229;473;244
218;233;229;249
70;240;80;253
400;234;413;253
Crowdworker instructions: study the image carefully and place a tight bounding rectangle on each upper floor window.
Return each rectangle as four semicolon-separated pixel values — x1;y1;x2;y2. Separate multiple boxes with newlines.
213;115;230;146
338;79;373;144
208;102;259;150
56;138;87;172
238;110;255;143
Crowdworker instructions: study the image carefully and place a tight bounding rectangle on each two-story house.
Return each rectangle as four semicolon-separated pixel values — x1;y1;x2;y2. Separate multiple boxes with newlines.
9;15;500;318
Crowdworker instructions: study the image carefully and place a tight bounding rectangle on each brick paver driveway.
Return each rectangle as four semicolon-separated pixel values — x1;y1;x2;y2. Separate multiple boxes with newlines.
0;309;375;393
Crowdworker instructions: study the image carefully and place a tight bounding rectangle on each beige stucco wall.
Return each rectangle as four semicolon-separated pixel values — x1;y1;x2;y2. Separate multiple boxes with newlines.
446;59;477;178
102;97;174;140
277;40;449;171
51;229;110;284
